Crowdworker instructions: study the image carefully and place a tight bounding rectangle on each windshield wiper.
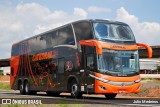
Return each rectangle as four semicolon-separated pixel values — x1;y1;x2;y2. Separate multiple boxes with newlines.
99;69;111;73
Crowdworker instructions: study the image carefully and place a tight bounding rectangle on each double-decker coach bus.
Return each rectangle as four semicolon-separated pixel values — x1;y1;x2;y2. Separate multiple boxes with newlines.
10;19;152;99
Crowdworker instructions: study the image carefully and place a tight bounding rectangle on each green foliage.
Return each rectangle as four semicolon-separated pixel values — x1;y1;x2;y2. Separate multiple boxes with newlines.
0;70;4;75
157;66;160;71
0;83;10;90
141;78;160;83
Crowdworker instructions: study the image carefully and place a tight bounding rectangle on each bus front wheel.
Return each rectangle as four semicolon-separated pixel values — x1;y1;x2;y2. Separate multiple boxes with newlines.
105;93;117;99
70;80;82;98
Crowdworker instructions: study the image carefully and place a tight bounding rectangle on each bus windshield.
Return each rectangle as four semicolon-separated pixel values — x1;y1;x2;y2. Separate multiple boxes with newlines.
93;22;135;41
98;49;139;76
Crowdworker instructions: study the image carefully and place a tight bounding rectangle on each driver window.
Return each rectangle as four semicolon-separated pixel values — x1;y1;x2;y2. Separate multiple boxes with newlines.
86;55;95;71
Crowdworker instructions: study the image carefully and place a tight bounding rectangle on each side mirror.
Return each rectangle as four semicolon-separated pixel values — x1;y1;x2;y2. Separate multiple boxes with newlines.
137;43;152;58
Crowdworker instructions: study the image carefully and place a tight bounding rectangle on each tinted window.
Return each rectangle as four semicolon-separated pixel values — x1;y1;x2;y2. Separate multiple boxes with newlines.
58;25;75;45
85;46;96;54
29;36;46;52
29;25;75;52
86;55;95;71
51;31;59;46
11;44;19;56
73;21;93;42
93;22;135;41
45;30;58;48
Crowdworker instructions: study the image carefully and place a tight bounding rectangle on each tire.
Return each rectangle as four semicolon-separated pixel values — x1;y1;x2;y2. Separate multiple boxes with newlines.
19;82;25;95
70;80;82;98
24;82;30;95
24;82;37;95
105;93;117;99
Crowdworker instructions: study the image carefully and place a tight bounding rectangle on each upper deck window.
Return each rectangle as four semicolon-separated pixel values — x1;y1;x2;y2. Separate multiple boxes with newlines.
73;21;93;42
93;22;135;42
11;44;19;56
28;24;75;52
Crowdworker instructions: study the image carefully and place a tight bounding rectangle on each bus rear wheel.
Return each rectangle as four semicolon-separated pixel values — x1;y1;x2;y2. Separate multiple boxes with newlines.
24;82;30;95
24;82;37;95
19;82;25;95
105;93;117;99
70;80;82;98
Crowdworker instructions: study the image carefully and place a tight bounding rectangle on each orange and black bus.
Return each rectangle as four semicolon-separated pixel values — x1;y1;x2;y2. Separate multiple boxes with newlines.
10;19;152;99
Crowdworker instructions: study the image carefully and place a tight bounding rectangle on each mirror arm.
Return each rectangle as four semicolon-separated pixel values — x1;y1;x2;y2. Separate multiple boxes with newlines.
137;43;152;58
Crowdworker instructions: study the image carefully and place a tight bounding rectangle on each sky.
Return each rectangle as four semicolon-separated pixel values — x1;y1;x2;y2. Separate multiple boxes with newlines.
0;0;160;58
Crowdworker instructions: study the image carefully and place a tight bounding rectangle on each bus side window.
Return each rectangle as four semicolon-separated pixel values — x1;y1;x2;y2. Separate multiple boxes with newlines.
73;21;93;42
58;58;65;74
86;55;95;71
58;25;75;45
11;44;19;56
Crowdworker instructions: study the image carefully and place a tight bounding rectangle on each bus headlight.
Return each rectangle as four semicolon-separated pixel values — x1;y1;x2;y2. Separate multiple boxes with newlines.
89;74;109;83
98;78;109;83
135;79;141;83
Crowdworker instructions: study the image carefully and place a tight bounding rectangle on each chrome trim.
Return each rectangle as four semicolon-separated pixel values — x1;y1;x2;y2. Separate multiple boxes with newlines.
53;45;77;49
89;74;140;86
108;81;135;86
71;23;78;49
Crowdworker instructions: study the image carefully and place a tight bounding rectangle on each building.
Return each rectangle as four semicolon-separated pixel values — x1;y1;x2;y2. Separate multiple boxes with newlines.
139;46;160;74
0;67;10;75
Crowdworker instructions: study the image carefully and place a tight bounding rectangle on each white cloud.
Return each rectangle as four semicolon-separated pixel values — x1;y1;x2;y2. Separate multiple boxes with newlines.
0;3;88;58
87;6;111;13
116;7;160;46
74;8;88;18
0;3;159;59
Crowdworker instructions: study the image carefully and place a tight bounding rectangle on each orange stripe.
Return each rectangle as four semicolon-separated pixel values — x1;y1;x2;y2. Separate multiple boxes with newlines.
79;39;138;55
80;39;102;54
99;41;138;50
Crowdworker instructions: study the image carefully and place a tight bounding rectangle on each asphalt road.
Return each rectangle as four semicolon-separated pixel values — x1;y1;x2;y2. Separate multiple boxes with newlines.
0;90;160;107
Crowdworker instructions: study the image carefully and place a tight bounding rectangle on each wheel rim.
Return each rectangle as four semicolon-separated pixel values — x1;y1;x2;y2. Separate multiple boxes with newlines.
71;84;78;95
25;83;29;93
20;84;23;92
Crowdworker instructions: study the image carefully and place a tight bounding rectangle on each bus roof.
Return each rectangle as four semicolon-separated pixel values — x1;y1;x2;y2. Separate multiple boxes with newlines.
12;19;128;45
73;19;128;25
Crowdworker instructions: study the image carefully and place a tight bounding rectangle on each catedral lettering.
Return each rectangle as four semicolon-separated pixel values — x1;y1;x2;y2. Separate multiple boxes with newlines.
110;45;126;49
32;51;53;61
10;19;152;99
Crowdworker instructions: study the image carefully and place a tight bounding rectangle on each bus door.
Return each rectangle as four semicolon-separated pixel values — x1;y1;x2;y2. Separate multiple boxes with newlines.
81;46;97;91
